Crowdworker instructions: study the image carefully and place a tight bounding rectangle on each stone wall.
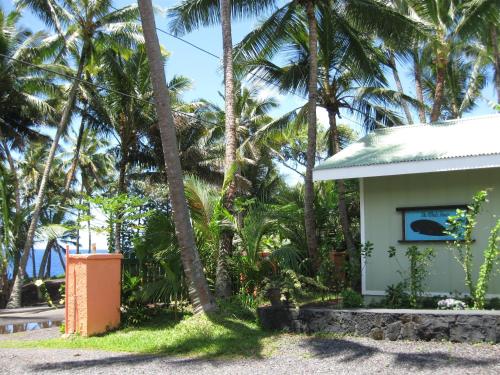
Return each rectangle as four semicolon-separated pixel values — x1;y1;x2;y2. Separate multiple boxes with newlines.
257;307;500;344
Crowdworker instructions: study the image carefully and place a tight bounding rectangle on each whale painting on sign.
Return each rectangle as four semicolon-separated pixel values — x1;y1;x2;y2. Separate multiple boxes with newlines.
397;206;467;242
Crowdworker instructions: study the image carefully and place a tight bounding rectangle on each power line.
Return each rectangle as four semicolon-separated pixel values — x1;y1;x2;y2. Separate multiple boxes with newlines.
0;52;221;128
110;3;308;101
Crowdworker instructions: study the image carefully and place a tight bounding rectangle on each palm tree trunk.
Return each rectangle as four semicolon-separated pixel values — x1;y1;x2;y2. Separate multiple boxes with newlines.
413;49;426;123
0;136;21;215
491;26;500;104
38;239;55;278
45;247;51;279
138;0;216;313
430;50;447;122
76;182;85;254
64;114;86;191
114;140;128;254
304;0;319;270
389;51;413;124
327;109;356;280
56;245;65;273
6;47;86;308
215;0;237;299
88;201;92;253
43;249;52;279
31;247;36;279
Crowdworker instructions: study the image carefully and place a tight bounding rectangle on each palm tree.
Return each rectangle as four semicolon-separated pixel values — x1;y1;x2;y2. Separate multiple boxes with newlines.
7;0;141;308
61;126;113;252
403;0;494;122
237;0;420;272
195;82;280;192
91;46;207;253
0;8;60;304
89;46;155;253
0;7;57;233
421;48;487;119
138;0;216;313
168;0;277;297
302;0;320;270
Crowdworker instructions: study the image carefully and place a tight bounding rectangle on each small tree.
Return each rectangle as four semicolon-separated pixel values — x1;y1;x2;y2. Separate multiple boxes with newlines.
446;190;500;309
388;245;435;308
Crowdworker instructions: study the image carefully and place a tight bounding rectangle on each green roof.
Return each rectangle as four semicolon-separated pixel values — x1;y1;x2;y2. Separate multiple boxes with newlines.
315;115;500;172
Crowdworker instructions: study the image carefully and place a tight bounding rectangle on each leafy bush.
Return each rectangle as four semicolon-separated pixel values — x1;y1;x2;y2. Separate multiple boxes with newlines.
446;190;500;309
388;245;435;308
216;296;257;321
383;282;410;308
121;304;154;327
34;279;55;307
485;297;500;310
341;288;363;308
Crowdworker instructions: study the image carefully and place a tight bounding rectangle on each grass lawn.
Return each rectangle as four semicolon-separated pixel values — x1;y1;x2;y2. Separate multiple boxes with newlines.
0;303;280;358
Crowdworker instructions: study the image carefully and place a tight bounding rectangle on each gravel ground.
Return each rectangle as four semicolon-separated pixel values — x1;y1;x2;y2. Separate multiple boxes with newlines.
0;326;61;341
0;334;499;374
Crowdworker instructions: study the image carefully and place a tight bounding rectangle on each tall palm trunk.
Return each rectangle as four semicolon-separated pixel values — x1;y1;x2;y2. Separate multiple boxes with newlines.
326;109;356;280
31;247;36;279
38;238;55;277
0;134;22;295
430;49;447;122
114;127;128;254
6;48;86;308
491;26;500;104
138;0;216;313
303;0;319;270
388;51;413;124
64;114;86;191
413;49;426;123
38;115;88;276
0;136;21;215
87;200;92;253
216;0;237;299
45;247;52;279
75;182;85;254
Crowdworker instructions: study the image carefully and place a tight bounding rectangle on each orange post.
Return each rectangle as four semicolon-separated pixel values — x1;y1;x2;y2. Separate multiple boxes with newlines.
65;253;123;336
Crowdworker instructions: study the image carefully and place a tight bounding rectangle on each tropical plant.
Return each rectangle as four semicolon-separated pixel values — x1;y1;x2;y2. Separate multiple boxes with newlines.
388;245;435;308
446;190;500;309
341;288;363;308
236;0;421;273
168;0;277;298
421;48;487;119
403;0;495;121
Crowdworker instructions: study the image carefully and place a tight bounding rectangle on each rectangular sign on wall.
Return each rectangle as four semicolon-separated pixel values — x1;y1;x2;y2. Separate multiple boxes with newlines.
396;206;466;242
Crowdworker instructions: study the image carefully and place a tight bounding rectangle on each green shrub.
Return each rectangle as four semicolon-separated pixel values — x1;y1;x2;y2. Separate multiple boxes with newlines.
383;282;410;308
388;245;435;308
446;190;500;309
485;297;500;310
341;288;363;308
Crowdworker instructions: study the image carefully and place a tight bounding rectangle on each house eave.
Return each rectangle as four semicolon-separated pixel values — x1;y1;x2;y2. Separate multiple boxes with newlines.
313;154;500;181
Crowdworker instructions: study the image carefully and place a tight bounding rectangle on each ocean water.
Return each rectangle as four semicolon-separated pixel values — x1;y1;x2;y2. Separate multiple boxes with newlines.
9;248;108;279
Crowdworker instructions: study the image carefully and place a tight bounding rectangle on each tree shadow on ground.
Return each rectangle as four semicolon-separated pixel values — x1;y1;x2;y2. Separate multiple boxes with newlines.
302;337;379;361
392;351;499;370
152;312;275;359
27;310;275;372
29;353;220;372
302;337;500;370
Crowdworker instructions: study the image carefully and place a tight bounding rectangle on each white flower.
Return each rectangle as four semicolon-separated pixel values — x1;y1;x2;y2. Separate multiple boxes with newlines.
34;279;44;287
437;298;466;310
